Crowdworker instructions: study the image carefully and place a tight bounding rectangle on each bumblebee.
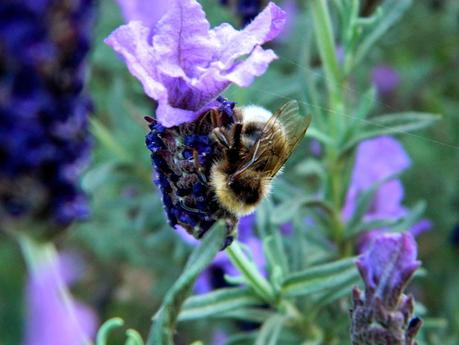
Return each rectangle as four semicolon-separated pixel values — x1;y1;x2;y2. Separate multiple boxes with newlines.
210;100;311;216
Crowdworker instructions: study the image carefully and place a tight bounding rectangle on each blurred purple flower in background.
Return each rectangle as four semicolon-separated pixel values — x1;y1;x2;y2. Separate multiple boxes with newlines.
105;0;286;127
351;233;422;344
24;252;97;345
0;0;94;226
371;65;400;96
342;136;431;250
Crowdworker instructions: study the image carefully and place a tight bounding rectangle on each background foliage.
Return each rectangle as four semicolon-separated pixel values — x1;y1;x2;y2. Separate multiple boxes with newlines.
1;0;458;344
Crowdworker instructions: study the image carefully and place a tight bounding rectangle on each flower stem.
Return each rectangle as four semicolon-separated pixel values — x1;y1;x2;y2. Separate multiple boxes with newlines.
310;0;342;110
226;241;276;303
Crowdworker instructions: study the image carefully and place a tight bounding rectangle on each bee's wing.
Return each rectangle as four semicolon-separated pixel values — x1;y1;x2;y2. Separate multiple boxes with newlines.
237;100;311;178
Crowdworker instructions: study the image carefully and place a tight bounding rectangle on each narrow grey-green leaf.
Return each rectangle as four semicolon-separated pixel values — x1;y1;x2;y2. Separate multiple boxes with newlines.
219;308;275;323
346;218;401;239
255;314;285;345
178;288;261;321
343;112;440;153
344;172;400;233
147;222;225;345
282;258;358;297
353;0;412;67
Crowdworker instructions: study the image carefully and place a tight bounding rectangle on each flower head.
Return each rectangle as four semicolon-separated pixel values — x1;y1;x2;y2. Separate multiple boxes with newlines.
25;251;97;345
105;0;286;127
0;0;93;227
351;233;422;345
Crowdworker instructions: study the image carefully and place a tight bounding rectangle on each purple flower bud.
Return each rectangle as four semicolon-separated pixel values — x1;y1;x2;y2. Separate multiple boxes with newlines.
351;233;422;345
0;0;94;229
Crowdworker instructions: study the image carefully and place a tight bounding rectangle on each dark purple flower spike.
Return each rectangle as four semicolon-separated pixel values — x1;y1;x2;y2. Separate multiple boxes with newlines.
0;0;94;229
351;233;423;345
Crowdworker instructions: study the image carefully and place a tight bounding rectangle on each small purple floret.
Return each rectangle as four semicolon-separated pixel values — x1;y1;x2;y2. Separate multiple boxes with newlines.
351;233;422;345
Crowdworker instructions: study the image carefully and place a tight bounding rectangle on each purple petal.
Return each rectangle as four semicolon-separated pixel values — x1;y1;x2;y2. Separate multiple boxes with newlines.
214;2;286;68
104;21;167;102
224;46;278;86
116;0;168;30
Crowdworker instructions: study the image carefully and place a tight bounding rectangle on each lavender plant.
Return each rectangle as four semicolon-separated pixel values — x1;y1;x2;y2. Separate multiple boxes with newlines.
89;0;447;344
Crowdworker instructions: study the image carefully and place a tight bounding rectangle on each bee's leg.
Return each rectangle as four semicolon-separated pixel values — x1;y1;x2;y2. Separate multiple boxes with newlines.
231;123;243;150
221;215;239;250
209;108;225;128
211;127;231;149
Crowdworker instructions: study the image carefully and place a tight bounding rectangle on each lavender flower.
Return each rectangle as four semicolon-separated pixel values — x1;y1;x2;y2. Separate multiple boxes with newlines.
24;252;97;345
106;0;286;244
371;65;400;96
351;233;422;345
342;136;431;250
0;0;94;227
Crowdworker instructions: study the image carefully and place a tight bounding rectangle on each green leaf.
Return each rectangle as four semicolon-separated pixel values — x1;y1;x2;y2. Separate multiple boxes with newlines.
271;197;334;226
344;173;400;234
147;222;226;345
178;288;261;321
255;314;285;345
96;318;124;345
226;241;276;303
346;218;402;239
343;112;440;153
306;127;335;146
219;307;275;323
353;0;413;67
281;258;358;297
389;200;427;233
224;332;258;345
125;329;145;345
256;200;289;282
350;87;377;125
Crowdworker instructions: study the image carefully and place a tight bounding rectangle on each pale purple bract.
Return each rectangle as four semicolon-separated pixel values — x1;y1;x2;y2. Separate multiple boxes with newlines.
105;0;286;127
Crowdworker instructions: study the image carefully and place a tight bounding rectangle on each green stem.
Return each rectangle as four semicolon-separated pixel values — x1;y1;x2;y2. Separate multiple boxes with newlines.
310;0;342;109
226;241;276;303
